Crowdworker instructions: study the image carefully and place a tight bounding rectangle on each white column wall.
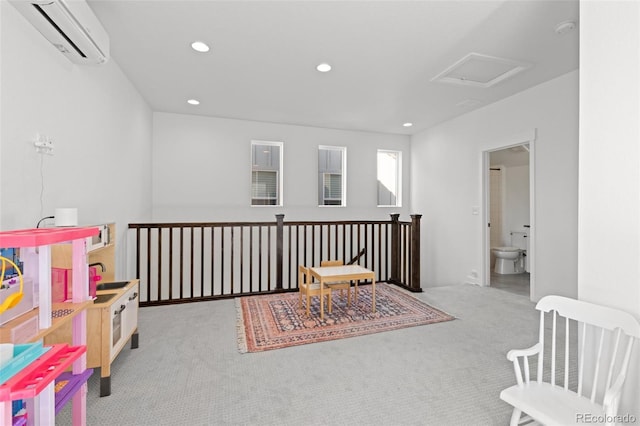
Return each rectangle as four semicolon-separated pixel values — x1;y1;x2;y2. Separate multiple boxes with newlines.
578;0;640;415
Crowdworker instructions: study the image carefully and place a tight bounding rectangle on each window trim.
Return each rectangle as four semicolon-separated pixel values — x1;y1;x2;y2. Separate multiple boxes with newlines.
318;145;347;207
251;140;283;207
377;149;402;208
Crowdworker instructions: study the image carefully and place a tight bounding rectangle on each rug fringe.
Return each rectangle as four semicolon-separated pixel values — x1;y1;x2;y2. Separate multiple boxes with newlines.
235;297;248;353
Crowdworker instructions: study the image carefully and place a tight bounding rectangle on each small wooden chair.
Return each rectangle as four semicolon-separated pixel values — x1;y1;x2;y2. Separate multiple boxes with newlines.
298;265;332;317
500;295;640;426
320;259;351;306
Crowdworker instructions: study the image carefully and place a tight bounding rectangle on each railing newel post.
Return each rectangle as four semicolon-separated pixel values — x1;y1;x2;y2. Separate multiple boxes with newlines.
390;213;400;283
276;214;285;290
410;214;423;292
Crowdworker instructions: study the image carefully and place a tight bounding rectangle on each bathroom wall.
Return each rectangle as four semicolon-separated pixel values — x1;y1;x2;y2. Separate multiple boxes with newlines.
504;164;529;238
488;156;529;272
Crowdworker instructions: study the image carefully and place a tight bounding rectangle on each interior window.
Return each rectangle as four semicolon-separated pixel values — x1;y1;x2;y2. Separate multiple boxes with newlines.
377;150;402;207
318;146;346;206
251;141;283;206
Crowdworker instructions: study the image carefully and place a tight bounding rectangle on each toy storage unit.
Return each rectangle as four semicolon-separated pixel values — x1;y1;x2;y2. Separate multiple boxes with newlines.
0;227;99;426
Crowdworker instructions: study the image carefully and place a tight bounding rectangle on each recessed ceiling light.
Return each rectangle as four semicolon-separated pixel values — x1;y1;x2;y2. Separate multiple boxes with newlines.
403;122;413;127
187;99;200;105
191;41;210;52
316;63;332;72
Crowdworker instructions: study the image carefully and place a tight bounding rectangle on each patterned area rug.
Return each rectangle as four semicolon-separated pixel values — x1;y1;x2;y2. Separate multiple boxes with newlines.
236;283;455;353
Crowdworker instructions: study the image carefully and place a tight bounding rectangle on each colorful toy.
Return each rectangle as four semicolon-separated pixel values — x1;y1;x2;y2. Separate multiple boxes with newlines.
0;256;24;314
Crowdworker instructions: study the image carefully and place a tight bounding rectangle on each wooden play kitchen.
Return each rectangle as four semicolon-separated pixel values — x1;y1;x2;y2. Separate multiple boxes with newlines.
45;223;140;397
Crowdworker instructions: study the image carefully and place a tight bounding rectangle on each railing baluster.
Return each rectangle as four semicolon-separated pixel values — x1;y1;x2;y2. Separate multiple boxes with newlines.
240;226;244;294
342;223;346;263
200;226;205;298
230;227;235;295
249;226;253;293
349;224;354;264
258;226;263;292
287;224;292;290
337;223;340;260
169;228;173;301
157;228;163;301
190;227;195;298
267;225;272;291
146;228;152;302
357;223;361;266
324;224;329;260
403;224;409;286
221;227;225;295
210;226;215;296
312;225;316;267
385;222;389;281
303;225;308;268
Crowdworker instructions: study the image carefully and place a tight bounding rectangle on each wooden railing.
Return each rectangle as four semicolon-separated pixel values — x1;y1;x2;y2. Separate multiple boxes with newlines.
128;214;421;306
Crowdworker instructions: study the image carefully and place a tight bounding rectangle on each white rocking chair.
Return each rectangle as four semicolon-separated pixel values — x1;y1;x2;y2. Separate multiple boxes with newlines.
500;295;640;426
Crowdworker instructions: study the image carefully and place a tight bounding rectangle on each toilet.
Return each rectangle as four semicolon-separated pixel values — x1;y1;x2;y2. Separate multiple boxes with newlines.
493;231;527;274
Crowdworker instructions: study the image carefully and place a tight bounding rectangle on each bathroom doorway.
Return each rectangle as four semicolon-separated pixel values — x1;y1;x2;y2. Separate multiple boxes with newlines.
482;131;535;300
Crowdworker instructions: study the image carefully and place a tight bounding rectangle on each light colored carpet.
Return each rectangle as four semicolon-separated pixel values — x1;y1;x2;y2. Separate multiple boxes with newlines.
56;284;537;425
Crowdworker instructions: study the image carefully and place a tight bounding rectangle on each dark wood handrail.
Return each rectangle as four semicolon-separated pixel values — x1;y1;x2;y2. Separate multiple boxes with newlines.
128;214;421;306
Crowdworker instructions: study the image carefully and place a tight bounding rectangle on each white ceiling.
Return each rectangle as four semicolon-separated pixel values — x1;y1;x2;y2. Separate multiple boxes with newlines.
88;0;579;136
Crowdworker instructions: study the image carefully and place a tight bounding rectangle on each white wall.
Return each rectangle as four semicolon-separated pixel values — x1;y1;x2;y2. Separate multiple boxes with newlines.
504;164;529;237
152;112;411;223
0;1;153;278
579;1;640;415
411;70;578;301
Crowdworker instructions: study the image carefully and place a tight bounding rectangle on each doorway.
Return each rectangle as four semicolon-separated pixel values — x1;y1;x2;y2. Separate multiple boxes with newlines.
482;131;536;300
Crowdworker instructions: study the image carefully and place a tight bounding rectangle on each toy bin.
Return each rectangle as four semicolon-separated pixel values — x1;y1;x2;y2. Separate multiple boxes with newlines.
51;267;101;302
51;268;70;303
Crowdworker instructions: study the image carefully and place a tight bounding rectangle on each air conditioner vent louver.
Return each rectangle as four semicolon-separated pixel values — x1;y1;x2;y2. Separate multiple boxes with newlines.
33;4;87;58
10;0;110;65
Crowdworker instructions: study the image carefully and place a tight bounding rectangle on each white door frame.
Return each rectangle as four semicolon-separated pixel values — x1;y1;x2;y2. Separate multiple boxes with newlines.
481;129;536;300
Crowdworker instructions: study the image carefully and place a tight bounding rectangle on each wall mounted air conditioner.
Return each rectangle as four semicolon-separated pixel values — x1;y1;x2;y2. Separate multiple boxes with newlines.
10;0;110;65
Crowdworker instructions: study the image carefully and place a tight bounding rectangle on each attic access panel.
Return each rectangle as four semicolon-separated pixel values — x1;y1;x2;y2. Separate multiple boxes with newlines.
432;53;531;88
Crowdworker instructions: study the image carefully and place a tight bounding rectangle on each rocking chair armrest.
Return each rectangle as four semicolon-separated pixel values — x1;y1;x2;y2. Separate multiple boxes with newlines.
506;343;542;361
603;374;625;415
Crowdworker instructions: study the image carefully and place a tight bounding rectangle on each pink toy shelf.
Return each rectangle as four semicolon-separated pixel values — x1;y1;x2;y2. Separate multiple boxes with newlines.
0;226;98;426
0;227;98;248
0;344;86;401
0;342;50;386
